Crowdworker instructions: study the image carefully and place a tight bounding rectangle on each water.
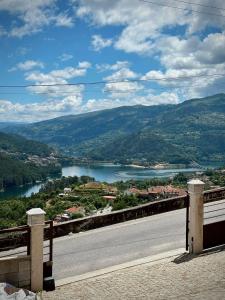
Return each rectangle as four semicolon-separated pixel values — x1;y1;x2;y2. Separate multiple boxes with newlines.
0;163;206;200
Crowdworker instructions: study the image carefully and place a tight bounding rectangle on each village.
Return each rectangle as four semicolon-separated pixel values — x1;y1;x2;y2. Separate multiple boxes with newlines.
53;181;186;223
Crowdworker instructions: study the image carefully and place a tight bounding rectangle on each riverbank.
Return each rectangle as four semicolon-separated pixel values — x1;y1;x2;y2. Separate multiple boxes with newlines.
0;164;205;200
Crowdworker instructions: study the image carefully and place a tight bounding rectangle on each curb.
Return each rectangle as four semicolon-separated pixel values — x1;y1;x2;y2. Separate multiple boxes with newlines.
56;247;186;287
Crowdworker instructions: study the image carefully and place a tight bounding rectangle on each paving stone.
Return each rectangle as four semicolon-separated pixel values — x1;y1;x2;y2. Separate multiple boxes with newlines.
43;248;225;300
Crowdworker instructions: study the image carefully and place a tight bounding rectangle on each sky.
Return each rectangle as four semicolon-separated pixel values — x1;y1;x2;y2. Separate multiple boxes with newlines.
0;0;225;122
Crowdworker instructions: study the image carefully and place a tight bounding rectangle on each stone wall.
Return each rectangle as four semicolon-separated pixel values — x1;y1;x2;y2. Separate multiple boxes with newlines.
0;255;31;289
53;195;188;238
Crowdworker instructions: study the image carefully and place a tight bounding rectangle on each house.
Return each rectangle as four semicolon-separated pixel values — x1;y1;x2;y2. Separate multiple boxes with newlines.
126;185;186;200
58;193;65;198
54;206;85;223
103;195;117;202
103;185;118;195
148;185;186;199
54;214;70;223
64;187;72;194
125;187;142;196
65;206;85;216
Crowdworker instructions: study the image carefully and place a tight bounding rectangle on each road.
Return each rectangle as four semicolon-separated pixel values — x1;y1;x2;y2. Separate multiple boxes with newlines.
2;199;225;281
53;208;186;280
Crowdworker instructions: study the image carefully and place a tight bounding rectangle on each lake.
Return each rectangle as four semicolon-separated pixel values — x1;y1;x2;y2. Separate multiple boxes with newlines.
0;163;209;200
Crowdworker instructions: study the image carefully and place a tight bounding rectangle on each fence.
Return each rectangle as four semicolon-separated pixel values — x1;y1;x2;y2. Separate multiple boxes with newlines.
203;187;225;249
0;225;31;289
188;181;225;253
0;225;30;258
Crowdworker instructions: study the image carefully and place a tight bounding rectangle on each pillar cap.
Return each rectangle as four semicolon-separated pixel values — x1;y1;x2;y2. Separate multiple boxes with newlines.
27;208;46;226
188;179;205;194
27;208;46;216
188;179;205;185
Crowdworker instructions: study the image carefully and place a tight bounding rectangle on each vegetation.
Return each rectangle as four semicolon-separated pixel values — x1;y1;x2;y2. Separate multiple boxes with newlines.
0;132;61;190
1;167;225;230
0;176;105;229
4;93;225;164
0;132;53;156
0;153;60;190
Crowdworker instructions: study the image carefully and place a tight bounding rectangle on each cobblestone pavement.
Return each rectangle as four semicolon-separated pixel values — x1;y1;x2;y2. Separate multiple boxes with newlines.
43;247;225;300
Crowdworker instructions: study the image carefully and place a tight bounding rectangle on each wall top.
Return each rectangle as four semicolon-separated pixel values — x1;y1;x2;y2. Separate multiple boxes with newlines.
26;208;46;216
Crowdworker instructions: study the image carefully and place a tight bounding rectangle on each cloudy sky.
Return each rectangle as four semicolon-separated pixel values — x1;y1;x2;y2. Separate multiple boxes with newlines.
0;0;225;122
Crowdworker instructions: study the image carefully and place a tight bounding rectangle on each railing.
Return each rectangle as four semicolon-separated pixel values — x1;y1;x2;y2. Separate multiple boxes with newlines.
0;220;53;260
44;220;53;262
203;187;225;224
1;188;225;254
0;225;30;258
203;187;225;203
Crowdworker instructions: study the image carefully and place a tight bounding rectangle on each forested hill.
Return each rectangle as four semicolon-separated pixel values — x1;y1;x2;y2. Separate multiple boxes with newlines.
0;132;61;190
3;93;225;165
0;132;54;156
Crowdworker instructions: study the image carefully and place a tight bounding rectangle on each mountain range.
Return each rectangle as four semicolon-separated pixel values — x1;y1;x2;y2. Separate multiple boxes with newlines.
3;93;225;165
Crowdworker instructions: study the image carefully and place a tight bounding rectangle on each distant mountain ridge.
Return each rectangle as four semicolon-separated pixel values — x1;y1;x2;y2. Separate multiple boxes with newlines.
3;93;225;165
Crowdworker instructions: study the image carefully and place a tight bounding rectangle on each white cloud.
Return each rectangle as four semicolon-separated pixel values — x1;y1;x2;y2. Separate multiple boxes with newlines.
78;61;92;69
75;0;225;98
91;34;112;51
96;61;130;72
4;61;93;121
104;81;143;98
0;95;82;122
26;61;91;84
54;13;74;28
0;0;75;38
140;31;225;99
104;67;138;81
76;0;187;54
9;60;44;72
84;91;179;112
58;53;73;62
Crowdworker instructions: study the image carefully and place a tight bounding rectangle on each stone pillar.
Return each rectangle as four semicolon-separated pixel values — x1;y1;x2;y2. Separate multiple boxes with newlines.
27;208;46;292
188;179;205;254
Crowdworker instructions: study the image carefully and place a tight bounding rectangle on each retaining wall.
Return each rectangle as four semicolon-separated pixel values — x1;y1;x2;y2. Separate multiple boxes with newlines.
0;255;31;289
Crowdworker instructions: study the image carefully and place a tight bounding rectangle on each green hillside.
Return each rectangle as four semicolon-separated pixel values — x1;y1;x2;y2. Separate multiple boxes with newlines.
0;132;53;156
4;93;225;164
0;132;61;190
85;131;191;164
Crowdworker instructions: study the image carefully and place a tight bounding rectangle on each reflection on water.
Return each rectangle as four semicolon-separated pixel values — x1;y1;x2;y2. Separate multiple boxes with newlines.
0;163;211;200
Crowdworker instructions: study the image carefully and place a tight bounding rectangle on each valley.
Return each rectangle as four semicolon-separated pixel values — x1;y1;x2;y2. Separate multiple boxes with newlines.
2;93;225;165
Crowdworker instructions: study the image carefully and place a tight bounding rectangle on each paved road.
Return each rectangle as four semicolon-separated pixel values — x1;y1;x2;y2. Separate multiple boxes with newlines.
53;209;186;280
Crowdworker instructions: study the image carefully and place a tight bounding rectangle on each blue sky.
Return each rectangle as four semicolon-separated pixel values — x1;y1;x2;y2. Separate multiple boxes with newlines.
0;0;225;122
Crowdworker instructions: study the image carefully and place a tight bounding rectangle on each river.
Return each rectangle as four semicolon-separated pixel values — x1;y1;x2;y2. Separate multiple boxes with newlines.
0;163;212;200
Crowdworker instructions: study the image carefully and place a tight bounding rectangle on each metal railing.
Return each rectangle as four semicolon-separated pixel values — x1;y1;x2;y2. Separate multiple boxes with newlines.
44;220;53;262
203;187;225;223
0;225;30;257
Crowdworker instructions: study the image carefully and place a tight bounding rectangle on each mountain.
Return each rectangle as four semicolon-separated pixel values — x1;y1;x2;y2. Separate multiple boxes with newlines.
0;122;26;130
0;132;61;190
0;132;53;157
4;93;225;165
86;131;190;164
5;104;170;147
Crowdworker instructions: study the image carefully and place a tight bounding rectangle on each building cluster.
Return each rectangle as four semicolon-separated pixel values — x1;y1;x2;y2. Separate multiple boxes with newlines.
126;185;186;200
54;183;186;223
54;184;118;223
26;154;58;167
54;205;85;223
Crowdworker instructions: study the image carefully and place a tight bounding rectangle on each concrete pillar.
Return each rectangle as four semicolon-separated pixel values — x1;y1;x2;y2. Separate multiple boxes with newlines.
27;208;46;292
188;179;205;254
